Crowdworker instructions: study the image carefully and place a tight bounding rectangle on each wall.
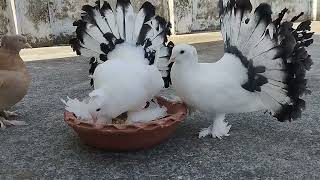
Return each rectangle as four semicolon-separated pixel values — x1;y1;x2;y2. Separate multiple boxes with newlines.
0;0;318;47
14;0;169;47
317;0;320;20
174;0;313;34
0;0;16;36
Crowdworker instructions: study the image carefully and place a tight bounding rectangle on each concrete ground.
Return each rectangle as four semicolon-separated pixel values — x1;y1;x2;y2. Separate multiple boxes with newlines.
1;32;320;179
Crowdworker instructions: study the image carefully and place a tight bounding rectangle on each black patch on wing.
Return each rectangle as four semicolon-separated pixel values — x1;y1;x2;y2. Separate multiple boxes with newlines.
225;45;268;92
139;1;156;22
219;0;252;17
254;3;272;24
89;57;98;87
69;38;81;55
272;10;314;121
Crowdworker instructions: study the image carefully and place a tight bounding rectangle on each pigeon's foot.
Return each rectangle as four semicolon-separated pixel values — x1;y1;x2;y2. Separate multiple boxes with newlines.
199;114;231;139
0;110;19;119
0;117;27;129
199;125;213;138
4;111;19;117
211;119;231;139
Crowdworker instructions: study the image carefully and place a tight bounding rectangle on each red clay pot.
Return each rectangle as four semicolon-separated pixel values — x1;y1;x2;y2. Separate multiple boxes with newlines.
64;97;187;151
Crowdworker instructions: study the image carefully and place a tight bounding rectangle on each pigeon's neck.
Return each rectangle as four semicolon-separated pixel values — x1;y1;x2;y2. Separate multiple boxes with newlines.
175;57;198;66
1;47;20;54
172;58;198;76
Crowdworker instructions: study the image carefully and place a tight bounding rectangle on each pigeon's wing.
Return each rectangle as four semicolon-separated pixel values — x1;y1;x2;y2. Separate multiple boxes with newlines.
90;60;163;118
0;71;18;89
93;60;163;97
219;0;314;121
0;70;29;110
70;0;174;87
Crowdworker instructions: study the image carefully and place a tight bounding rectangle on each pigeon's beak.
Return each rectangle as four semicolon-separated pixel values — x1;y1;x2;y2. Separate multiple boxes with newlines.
25;43;32;48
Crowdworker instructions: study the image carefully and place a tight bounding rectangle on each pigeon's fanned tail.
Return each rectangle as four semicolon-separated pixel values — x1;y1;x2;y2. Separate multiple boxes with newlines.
70;0;173;87
219;0;314;121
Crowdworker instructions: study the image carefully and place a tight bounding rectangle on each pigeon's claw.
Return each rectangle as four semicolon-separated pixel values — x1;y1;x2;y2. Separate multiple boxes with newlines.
4;111;19;117
198;121;231;139
0;119;6;129
198;125;213;138
0;110;19;119
0;117;27;129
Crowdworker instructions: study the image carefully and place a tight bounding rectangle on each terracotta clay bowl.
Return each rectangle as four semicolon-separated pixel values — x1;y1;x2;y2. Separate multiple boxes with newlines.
64;97;188;151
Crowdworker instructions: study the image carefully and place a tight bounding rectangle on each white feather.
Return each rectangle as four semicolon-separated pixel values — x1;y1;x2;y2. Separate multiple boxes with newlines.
242;20;268;55
124;3;136;43
61;97;92;121
101;5;120;38
133;4;151;43
127;101;167;124
81;33;104;54
116;3;125;39
92;8;111;34
107;43;147;64
91;56;164;120
85;23;109;44
77;46;101;57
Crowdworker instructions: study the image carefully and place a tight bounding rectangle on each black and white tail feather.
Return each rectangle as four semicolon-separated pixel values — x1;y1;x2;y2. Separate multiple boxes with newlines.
70;0;174;88
219;0;314;121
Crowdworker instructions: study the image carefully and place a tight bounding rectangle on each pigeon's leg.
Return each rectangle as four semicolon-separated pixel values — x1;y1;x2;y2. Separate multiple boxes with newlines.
199;114;231;139
0;111;7;119
0;117;7;129
0;116;27;129
0;110;19;118
4;110;19;117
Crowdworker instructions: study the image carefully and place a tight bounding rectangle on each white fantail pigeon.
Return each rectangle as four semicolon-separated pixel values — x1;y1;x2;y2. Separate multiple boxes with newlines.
169;0;314;139
69;0;173;125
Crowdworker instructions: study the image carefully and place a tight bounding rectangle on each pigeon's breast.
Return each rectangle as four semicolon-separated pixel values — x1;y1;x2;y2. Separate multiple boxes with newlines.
0;70;30;110
171;63;202;108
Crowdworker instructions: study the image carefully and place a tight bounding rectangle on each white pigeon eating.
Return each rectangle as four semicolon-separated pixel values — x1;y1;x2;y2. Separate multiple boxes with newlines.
170;0;314;139
69;0;173;125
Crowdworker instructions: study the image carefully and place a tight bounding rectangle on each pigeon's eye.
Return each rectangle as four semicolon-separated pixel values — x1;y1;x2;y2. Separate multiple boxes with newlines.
180;50;185;54
96;108;101;112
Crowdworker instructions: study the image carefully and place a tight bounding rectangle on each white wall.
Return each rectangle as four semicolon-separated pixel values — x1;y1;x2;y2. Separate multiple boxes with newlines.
0;0;16;36
1;0;318;47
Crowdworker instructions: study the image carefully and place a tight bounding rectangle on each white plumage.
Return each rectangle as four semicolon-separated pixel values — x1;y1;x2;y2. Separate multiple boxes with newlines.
127;100;167;124
88;57;163;124
170;0;314;139
61;97;92;122
68;0;173;125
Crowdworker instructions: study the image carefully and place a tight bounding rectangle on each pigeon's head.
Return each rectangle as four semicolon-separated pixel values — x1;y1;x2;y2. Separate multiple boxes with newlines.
88;89;108;123
169;44;198;64
1;35;32;52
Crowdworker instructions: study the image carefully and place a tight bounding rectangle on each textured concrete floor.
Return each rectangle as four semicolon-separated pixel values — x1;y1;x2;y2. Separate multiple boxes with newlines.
0;35;320;179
